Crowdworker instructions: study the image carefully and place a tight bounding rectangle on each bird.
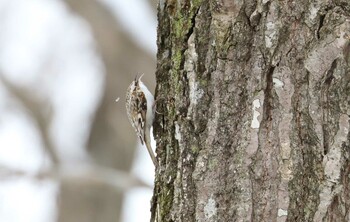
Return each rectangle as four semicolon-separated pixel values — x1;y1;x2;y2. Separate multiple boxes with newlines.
125;74;158;167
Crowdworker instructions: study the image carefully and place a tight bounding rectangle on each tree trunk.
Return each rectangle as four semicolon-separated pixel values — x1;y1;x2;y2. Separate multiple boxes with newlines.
152;1;350;221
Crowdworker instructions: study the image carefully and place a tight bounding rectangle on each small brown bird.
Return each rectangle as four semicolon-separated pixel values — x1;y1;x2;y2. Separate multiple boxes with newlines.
125;74;158;167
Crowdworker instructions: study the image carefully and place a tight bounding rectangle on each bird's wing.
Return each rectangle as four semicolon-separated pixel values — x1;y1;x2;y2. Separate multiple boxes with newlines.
135;90;147;145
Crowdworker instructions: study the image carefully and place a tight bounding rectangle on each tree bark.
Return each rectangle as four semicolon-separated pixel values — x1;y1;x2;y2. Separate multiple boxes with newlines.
152;1;350;221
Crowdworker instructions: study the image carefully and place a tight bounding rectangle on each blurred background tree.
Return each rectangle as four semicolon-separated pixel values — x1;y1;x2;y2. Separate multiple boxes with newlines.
0;0;156;222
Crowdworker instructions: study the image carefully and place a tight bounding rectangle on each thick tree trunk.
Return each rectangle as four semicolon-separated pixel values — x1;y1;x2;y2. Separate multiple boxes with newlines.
152;1;350;221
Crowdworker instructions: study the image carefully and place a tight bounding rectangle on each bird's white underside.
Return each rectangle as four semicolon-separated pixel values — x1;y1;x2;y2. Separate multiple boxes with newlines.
138;80;154;127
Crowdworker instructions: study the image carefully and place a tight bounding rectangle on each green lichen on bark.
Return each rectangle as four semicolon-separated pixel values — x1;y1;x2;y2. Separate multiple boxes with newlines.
152;1;202;221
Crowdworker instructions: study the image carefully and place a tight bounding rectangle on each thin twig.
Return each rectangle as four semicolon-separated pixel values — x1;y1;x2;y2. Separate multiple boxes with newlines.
0;163;151;190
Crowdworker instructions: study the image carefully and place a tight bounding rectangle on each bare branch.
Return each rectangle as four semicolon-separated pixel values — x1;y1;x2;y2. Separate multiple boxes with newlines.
0;74;60;166
0;163;150;191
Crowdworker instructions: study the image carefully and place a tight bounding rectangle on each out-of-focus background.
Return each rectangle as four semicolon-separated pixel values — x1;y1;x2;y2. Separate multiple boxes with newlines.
0;0;157;222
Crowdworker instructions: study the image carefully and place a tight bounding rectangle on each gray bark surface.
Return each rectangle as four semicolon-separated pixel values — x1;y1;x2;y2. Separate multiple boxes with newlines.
153;1;350;221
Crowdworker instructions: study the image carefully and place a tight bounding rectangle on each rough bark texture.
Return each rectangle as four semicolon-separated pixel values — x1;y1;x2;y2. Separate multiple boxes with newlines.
152;0;350;221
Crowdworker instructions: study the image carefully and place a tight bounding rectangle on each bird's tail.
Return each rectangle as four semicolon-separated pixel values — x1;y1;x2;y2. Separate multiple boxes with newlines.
145;130;158;168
